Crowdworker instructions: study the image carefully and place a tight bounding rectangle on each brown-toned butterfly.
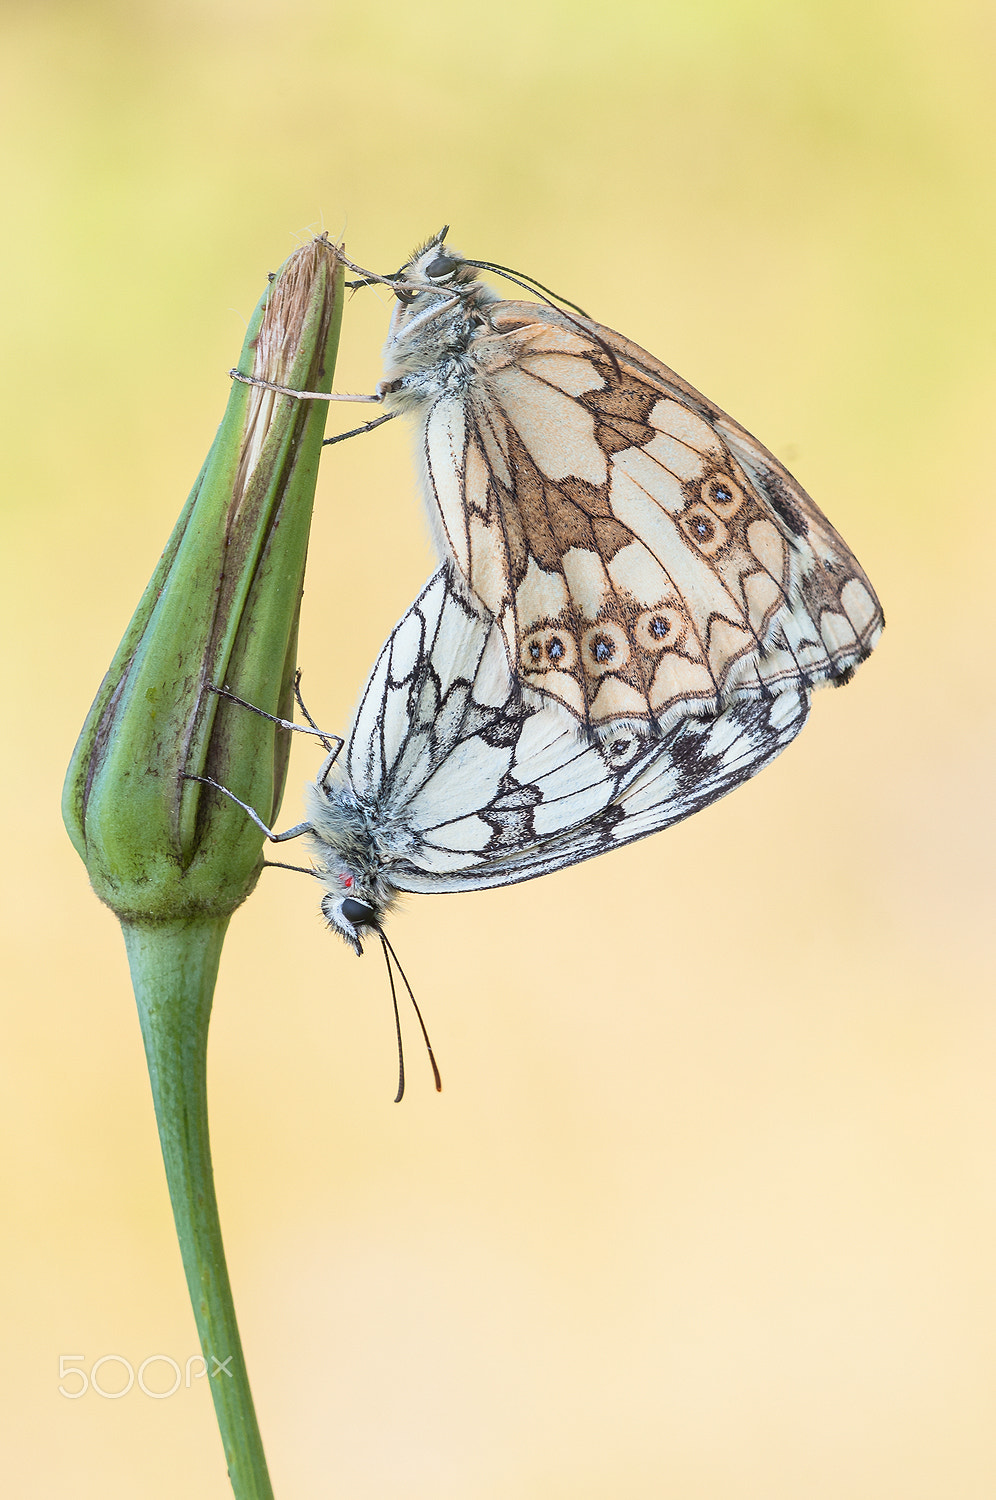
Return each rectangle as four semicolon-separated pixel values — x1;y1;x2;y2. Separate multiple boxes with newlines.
233;227;882;764
356;229;883;761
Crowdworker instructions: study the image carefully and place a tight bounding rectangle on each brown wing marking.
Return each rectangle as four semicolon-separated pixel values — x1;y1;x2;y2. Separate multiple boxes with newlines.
463;372;738;730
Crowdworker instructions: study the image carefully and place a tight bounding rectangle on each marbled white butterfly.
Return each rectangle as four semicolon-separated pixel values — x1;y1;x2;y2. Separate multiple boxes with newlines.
199;567;809;957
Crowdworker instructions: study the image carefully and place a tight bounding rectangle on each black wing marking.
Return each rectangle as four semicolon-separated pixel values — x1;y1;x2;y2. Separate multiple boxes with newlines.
390;686;809;891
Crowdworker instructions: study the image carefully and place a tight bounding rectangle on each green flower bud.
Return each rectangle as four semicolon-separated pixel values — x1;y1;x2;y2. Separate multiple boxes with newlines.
61;237;345;1500
63;235;344;922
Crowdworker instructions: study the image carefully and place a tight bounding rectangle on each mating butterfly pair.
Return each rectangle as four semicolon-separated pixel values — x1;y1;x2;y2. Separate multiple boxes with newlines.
226;229;882;960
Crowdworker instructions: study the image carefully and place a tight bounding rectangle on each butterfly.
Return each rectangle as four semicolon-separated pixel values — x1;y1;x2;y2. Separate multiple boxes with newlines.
344;229;882;758
197;566;810;959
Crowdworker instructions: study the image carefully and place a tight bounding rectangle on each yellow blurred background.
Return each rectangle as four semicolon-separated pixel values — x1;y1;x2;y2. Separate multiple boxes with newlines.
3;1;994;1495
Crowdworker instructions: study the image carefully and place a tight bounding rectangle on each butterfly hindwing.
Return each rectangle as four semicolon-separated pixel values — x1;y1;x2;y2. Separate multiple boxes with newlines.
383;244;883;746
390;686;810;893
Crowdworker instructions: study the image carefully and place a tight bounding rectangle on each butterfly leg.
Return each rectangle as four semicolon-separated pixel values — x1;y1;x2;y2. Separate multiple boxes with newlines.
287;675;346;791
229;370;394;446
230;369;383;404
207;681;344;758
199;679;344;801
182;774;312;842
322;411;397;446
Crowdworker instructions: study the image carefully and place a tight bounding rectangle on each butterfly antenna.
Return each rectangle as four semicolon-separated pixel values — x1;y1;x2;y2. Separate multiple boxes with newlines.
378;927;443;1094
378;930;407;1103
463;259;622;382
462;259;591;319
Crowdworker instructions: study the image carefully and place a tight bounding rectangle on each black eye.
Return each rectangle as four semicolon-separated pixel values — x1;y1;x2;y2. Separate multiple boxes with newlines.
342;897;375;926
424;254;458;279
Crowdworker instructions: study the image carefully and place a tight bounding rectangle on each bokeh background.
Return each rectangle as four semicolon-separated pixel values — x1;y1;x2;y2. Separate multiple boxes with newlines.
3;1;994;1495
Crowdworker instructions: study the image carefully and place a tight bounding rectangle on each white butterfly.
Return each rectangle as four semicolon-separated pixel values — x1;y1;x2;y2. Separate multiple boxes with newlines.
199;567;810;958
358;230;883;756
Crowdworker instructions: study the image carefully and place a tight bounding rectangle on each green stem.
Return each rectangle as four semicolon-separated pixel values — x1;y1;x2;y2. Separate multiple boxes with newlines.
123;918;273;1500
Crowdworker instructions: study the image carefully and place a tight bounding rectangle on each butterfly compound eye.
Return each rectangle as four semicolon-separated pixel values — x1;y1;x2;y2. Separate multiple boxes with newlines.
424;254;458;280
341;897;376;926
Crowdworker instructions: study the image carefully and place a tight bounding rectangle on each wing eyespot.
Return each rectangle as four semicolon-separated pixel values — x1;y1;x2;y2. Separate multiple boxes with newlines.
634;608;684;653
521;628;578;672
700;473;745;519
581;623;630;676
680;504;729;558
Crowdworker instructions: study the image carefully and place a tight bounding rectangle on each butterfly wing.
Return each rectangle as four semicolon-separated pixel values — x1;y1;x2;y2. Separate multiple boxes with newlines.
390;685;810;893
344;566;638;871
397;296;882;742
339;568;810;896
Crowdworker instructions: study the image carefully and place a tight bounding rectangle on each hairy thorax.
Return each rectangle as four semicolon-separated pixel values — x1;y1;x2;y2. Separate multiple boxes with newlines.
381;283;499;411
